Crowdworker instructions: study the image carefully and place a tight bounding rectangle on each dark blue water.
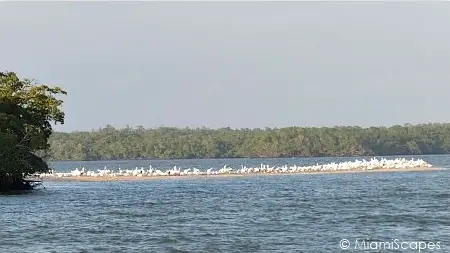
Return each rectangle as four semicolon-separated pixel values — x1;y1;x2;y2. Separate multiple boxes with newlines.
1;155;449;253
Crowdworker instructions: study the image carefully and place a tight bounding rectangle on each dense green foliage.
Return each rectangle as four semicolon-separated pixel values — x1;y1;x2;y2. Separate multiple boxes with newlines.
0;71;66;191
48;123;450;161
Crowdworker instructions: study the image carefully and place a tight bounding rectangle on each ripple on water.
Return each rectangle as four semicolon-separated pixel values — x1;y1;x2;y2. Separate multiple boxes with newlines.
1;161;449;253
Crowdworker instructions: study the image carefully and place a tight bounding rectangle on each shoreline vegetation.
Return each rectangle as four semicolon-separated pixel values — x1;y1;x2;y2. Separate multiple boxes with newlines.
49;123;450;161
0;71;66;192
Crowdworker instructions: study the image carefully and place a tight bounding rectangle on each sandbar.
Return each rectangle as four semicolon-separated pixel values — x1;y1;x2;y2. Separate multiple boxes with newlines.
34;167;442;182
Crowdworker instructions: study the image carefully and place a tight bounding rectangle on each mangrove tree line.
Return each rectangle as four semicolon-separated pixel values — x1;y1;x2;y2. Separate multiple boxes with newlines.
48;123;450;160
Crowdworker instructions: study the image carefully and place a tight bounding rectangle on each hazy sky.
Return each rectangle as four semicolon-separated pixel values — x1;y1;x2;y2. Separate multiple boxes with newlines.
1;2;449;132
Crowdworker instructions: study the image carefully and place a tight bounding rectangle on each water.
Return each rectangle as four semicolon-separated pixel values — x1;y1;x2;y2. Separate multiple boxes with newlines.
1;155;449;252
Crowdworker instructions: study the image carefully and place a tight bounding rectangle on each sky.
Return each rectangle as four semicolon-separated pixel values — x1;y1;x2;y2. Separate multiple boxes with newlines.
0;2;449;132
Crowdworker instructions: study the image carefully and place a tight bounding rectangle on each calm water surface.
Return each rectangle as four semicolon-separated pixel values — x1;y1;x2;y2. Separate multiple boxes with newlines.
1;155;449;252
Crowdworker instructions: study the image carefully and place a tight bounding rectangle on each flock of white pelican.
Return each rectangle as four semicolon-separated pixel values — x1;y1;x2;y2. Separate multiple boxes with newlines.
36;157;433;179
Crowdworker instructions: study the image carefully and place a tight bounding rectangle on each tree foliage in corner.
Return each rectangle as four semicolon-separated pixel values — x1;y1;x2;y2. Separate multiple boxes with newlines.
0;71;66;192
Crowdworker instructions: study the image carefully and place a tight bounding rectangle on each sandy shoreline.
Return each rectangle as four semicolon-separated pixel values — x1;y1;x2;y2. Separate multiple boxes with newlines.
34;167;441;182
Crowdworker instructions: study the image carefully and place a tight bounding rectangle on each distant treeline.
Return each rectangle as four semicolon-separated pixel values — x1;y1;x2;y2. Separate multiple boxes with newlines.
46;123;450;161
